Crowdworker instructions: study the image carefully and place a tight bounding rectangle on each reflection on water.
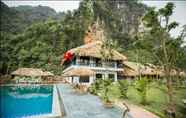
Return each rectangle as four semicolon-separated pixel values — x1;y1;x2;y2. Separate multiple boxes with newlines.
1;85;53;95
8;92;52;99
0;85;53;118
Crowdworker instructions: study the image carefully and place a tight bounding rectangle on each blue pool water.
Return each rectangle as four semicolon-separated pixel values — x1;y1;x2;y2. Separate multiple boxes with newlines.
0;85;53;118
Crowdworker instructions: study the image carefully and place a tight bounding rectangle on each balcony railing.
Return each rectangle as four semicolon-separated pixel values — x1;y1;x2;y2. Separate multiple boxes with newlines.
76;62;119;68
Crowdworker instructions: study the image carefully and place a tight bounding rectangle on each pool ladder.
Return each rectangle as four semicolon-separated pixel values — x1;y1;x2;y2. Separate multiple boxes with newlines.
122;102;130;118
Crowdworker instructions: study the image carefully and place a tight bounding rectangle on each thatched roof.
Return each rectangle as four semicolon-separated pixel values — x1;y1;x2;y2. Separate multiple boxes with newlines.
69;41;127;61
123;67;138;77
63;67;95;77
11;68;54;77
123;61;144;71
164;70;186;77
141;66;161;76
123;61;162;77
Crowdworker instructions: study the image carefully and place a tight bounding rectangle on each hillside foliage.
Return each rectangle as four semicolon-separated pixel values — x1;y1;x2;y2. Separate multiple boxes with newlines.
0;0;186;75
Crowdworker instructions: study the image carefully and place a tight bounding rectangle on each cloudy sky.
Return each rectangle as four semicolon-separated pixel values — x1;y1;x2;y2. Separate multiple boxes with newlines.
3;0;186;40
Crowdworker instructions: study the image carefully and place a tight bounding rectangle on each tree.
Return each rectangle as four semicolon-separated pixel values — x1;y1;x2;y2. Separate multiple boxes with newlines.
102;79;112;103
0;19;66;74
0;1;63;34
139;2;186;116
0;32;16;74
135;77;149;105
118;80;129;99
1;0;149;76
89;79;104;95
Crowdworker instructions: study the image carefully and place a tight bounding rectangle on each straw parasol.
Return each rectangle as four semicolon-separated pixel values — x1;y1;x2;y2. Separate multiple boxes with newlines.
68;41;127;61
180;71;186;77
63;67;95;77
141;66;157;76
11;68;54;77
42;71;54;76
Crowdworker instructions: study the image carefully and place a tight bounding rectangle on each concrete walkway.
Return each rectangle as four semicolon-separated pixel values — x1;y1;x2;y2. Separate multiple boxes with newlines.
115;101;159;118
57;84;131;118
57;84;159;118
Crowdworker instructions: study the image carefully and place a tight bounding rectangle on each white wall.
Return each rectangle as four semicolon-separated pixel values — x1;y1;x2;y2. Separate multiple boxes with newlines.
66;71;117;86
95;71;118;82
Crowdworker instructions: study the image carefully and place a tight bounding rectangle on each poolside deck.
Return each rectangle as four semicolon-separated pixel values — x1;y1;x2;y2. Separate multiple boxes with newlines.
57;84;129;118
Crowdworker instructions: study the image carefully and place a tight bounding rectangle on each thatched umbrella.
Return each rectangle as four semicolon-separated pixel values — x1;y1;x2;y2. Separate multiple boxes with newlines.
62;67;95;77
11;68;54;77
180;71;186;77
141;66;157;76
42;71;54;76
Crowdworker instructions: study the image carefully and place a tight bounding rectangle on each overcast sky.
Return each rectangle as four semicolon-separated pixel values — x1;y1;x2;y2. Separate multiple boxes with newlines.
2;0;186;41
142;1;186;41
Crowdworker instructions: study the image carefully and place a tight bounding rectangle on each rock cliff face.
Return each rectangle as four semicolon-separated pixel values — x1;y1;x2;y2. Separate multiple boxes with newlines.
0;1;64;34
83;20;105;44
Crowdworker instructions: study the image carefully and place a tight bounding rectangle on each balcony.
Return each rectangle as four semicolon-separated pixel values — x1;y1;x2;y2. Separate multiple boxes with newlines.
76;61;118;68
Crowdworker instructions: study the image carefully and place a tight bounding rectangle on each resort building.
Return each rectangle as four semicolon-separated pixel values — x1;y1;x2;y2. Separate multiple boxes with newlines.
62;22;127;86
123;61;165;79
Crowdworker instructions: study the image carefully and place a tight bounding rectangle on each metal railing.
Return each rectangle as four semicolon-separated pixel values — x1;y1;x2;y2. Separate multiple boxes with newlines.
76;62;118;68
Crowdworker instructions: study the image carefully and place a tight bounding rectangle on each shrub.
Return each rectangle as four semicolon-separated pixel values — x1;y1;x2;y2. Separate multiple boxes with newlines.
118;80;129;99
89;79;104;95
135;77;149;105
102;79;113;103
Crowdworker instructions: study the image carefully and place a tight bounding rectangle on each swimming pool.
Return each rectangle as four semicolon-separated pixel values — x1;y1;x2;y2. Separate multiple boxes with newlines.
0;85;60;118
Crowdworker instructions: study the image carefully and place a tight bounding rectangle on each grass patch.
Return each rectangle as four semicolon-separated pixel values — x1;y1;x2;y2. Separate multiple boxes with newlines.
103;81;186;118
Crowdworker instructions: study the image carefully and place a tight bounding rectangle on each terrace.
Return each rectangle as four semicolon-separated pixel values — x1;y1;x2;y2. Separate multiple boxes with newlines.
64;56;124;70
57;84;132;118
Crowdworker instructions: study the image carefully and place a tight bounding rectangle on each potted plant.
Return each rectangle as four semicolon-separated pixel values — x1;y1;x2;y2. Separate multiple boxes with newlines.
102;79;113;108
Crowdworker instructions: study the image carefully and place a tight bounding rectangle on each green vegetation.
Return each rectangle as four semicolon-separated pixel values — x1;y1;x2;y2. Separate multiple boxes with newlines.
89;79;186;118
102;79;113;103
0;1;64;34
89;79;104;95
1;1;185;75
118;80;130;99
134;77;149;105
138;3;186;115
0;0;149;75
1;0;186;117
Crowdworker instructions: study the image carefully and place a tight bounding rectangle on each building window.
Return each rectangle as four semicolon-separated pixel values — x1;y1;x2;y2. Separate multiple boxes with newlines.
79;57;90;66
117;73;124;80
117;61;124;68
105;61;115;68
72;57;76;65
108;74;115;82
79;76;89;83
96;58;102;67
96;74;102;79
108;74;114;79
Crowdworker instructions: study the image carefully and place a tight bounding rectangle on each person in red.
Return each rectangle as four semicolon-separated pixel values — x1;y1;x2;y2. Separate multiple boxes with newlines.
61;51;73;65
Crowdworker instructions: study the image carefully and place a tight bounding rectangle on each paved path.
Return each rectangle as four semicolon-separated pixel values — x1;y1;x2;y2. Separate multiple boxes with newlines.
115;101;159;118
57;84;159;118
57;84;131;118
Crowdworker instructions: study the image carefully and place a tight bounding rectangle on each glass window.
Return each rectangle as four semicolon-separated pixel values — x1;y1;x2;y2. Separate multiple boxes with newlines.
79;57;90;65
96;74;102;79
108;74;115;82
79;76;89;83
